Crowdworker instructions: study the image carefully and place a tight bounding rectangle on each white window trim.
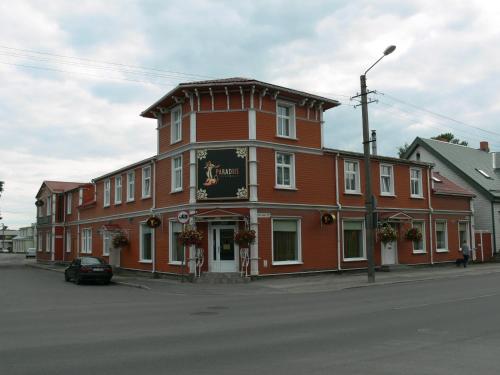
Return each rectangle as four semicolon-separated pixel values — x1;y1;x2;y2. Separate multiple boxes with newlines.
46;195;52;216
66;193;72;215
115;176;122;204
410;167;423;198
139;222;153;263
66;231;71;253
344;160;361;194
342;219;367;261
380;164;395;196
276;100;296;139
78;188;83;206
275;152;296;189
458;221;470;251
171;155;183;193
142;166;152;199
271;217;302;265
103;179;111;207
170;105;182;144
37;233;43;252
435;220;448;252
412;221;426;254
169;220;183;265
45;232;51;253
127;171;135;202
103;232;111;257
81;228;92;254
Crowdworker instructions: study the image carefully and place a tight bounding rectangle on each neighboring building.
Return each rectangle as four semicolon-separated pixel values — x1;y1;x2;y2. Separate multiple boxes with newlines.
404;138;499;255
35;78;476;276
12;224;36;253
0;228;19;252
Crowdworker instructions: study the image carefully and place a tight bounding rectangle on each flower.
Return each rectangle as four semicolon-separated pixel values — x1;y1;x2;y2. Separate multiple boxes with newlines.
112;232;129;248
405;227;423;241
234;229;256;247
178;226;203;247
378;225;397;244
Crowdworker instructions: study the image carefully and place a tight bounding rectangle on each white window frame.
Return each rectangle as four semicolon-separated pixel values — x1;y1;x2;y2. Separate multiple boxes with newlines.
46;232;51;253
380;164;395;196
38;232;43;252
127;171;135;202
103;232;111;257
115;176;122;204
103;179;111;207
410;168;423;198
78;188;83;205
344;160;361;194
271;218;302;265
458;221;470;251
66;193;72;215
46;195;52;216
139;223;153;263
66;231;71;253
275;152;295;189
342;219;366;261
169;221;184;265
276;101;296;139
412;221;426;254
435;220;448;252
81;228;92;254
142;166;152;199
171;155;183;192
170;106;182;144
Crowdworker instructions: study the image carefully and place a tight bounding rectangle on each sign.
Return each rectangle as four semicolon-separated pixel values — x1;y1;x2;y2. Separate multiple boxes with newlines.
257;212;271;218
196;148;248;201
321;213;336;225
146;216;161;228
177;211;190;224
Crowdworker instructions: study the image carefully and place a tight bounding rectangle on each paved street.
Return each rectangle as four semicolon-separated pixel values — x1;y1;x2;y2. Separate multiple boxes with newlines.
1;254;500;374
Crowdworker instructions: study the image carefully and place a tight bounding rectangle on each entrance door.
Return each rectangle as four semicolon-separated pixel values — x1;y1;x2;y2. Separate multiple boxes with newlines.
209;225;238;272
381;239;397;265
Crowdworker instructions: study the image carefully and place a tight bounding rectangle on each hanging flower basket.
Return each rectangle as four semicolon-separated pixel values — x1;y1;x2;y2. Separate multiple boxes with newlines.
378;225;397;244
178;226;203;247
112;232;129;249
405;227;422;241
234;229;256;247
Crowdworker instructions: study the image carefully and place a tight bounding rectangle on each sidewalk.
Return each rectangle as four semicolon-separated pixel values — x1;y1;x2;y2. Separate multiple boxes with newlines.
26;260;500;294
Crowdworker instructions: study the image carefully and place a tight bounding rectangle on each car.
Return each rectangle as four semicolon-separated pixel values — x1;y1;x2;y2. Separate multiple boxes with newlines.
25;248;36;258
64;256;113;285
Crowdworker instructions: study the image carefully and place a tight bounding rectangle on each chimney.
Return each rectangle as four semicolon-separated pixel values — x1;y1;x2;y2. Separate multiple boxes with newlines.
480;141;490;152
371;129;377;155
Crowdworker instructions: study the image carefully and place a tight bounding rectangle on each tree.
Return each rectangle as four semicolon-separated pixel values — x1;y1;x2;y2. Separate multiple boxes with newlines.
0;181;3;198
431;132;468;146
397;143;410;158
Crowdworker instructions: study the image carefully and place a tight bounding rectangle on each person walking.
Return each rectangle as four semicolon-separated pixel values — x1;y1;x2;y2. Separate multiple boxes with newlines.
461;240;471;268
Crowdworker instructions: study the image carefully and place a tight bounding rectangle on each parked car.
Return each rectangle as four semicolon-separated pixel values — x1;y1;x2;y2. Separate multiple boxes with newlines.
25;248;36;258
64;257;113;285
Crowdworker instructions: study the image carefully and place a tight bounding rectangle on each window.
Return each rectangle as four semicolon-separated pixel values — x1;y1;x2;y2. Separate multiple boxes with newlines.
103;179;111;207
459;222;469;250
66;231;71;253
343;220;365;260
38;232;43;252
127;171;135;202
272;219;301;263
140;224;152;262
276;102;296;138
275;152;295;189
171;106;182;143
46;232;51;253
435;221;448;251
103;232;112;256
172;156;183;192
412;221;426;253
66;193;72;215
46;195;52;216
78;188;83;205
344;160;360;193
81;228;92;254
169;221;184;264
380;164;394;195
115;176;122;204
142;166;151;198
476;168;491;179
410;168;423;197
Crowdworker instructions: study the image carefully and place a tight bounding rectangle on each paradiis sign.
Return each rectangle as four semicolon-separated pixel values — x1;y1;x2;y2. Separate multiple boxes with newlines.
196;148;248;201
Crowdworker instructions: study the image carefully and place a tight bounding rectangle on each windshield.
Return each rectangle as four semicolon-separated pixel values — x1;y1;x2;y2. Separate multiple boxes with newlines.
81;257;105;265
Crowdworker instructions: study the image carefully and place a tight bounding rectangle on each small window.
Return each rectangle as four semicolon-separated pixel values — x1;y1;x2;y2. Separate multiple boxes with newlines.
276;102;296;138
410;168;423;197
38;232;43;252
272;219;301;264
81;229;92;254
66;193;72;215
476;168;491;179
66;231;71;253
140;224;153;262
46;232;51;253
103;232;112;257
104;179;111;207
142;166;151;198
412;221;426;253
169;221;184;264
115;176;122;204
275;152;295;189
127;171;135;202
344;160;360;193
171;106;182;144
435;221;448;252
78;188;83;205
46;195;52;216
343;220;366;260
172;156;183;192
459;222;469;250
380;164;394;195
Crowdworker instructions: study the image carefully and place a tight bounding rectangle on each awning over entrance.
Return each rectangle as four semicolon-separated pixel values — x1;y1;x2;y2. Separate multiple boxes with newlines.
378;211;413;223
192;208;248;223
99;224;122;234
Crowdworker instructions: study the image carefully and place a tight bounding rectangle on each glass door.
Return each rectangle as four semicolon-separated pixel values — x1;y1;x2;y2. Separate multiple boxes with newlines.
210;225;238;272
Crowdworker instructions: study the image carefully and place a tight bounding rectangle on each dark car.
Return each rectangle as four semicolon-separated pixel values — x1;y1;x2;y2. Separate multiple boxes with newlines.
65;257;113;285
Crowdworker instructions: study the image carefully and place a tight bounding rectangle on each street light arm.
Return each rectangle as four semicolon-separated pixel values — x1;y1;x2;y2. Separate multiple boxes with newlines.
364;54;385;76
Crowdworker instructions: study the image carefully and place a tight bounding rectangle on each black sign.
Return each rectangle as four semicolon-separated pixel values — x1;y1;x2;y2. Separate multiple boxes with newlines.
196;148;248;200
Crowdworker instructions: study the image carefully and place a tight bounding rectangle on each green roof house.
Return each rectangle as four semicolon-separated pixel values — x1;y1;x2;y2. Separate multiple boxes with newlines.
403;138;500;254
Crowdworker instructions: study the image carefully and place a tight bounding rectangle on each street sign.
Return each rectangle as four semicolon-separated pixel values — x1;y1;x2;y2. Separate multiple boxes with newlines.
177;211;190;224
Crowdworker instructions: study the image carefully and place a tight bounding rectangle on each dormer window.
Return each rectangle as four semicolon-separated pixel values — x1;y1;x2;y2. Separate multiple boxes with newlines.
276;101;296;138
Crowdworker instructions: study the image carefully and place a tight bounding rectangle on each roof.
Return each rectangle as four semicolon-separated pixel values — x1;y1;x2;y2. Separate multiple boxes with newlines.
93;156;156;182
403;137;500;200
432;172;475;197
36;181;86;198
323;147;433;167
140;77;341;118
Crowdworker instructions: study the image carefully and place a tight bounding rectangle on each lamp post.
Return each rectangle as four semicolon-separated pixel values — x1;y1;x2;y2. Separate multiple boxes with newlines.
360;45;396;283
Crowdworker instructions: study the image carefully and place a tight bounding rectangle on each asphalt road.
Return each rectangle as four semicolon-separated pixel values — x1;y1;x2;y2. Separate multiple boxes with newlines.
1;254;500;374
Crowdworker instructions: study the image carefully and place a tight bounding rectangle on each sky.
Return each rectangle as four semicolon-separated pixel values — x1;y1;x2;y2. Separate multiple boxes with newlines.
1;0;500;229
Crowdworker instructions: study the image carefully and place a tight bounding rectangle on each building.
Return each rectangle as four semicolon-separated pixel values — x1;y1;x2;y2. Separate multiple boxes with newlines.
0;227;19;252
404;138;499;256
35;78;477;276
12;224;36;253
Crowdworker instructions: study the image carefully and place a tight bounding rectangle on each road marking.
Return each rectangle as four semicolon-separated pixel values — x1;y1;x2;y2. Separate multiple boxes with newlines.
393;292;500;310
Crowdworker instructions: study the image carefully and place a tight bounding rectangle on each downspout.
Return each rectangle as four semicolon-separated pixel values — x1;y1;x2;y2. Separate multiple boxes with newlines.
335;152;342;271
152;160;157;276
63;193;66;263
427;166;434;265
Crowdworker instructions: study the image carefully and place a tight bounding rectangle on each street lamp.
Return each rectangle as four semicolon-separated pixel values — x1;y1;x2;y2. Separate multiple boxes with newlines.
360;45;396;283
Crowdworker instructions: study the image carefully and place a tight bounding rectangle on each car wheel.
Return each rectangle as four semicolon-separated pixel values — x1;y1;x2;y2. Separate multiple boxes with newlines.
75;275;82;285
64;272;70;282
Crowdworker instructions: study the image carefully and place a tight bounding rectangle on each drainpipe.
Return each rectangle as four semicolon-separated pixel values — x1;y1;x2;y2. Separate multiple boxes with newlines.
335;152;342;271
152;160;157;276
491;202;497;254
427;166;434;265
